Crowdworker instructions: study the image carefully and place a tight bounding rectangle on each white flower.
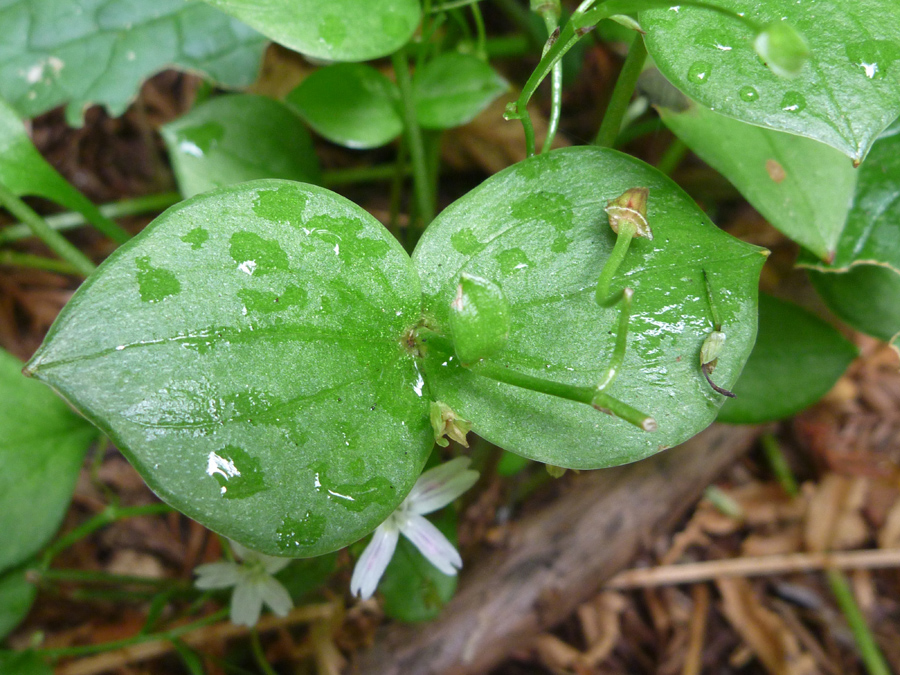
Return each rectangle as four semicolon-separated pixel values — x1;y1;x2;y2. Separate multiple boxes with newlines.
194;541;293;626
350;457;479;600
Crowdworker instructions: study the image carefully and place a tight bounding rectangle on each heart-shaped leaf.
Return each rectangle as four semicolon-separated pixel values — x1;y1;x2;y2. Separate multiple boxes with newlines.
641;0;900;162
286;64;402;150
799;122;900;346
412;147;766;469
0;0;266;124
659;100;857;261
0;569;36;640
718;294;857;424
203;0;420;62
0;349;97;574
0;98;127;242
26;180;433;557
162;94;321;199
413;53;509;131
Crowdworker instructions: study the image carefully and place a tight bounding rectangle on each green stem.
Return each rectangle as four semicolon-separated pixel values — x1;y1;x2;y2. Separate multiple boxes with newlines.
702;269;723;330
539;9;563;154
37;568;190;588
250;629;279;675
39;608;229;660
656;137;689;176
392;49;435;227
0;192;181;245
0;250;81;275
826;568;892;675
0;181;95;277
41;503;175;568
471;2;488;57
594;34;648;148
390;137;408;239
322;164;409;186
595;220;636;305
595;287;633;392
761;434;800;497
614;118;665;146
432;0;483;11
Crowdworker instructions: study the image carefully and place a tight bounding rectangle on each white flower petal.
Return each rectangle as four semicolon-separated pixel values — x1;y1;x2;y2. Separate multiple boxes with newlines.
407;458;479;515
229;540;253;562
261;554;292;575
231;581;264;627
350;525;400;600
259;577;293;617
194;562;241;589
401;513;462;576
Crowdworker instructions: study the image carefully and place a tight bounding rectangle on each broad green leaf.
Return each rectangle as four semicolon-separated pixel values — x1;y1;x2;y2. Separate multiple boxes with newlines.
799;122;900;346
0;651;51;675
0;98;124;241
26;181;433;558
203;0;420;62
0;0;266;125
659;101;857;261
379;510;457;623
809;266;900;346
640;0;900;161
0;569;36;640
412;147;766;469
286;64;402;150
0;349;96;574
718;294;857;424
413;53;509;131
161;94;321;199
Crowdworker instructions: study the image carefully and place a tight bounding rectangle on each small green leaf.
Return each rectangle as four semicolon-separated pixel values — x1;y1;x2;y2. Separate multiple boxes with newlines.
286;64;402;150
659;101;857;261
0;569;36;640
26;180;433;557
798;122;900;346
413;53;509;130
0;98;125;241
0;651;51;675
641;0;900;161
0;0;266;124
412;147;765;469
718;294;857;424
379;510;457;623
0;349;96;574
162;94;321;199
449;273;511;365
202;0;420;62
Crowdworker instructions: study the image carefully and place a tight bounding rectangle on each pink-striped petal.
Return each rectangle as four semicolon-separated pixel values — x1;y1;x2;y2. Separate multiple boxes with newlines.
406;457;478;515
401;513;462;576
350;525;399;600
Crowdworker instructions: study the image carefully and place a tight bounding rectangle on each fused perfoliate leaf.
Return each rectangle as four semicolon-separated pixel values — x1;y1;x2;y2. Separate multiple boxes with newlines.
448;273;511;365
605;187;652;240
700;330;726;370
430;401;472;448
754;21;810;78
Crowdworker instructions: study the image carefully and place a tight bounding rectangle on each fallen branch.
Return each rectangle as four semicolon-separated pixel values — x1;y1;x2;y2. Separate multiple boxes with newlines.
606;548;900;589
356;424;761;675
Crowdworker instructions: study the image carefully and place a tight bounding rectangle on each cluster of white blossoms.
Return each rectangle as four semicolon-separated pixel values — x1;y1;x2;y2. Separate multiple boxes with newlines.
194;457;478;624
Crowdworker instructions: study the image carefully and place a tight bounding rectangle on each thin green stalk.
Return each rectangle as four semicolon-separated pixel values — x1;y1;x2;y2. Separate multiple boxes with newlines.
37;568;190;588
389;137;408;238
78;203;131;244
41;503;175;567
392;49;435;227
322;164;409;186
595;287;633;392
39;608;229;660
471;2;488;57
595;221;636;305
0;181;95;277
614;118;665;146
761;434;800;497
0;192;181;244
432;0;483;11
250;629;279;675
826;568;892;675
538;6;562;154
656;137;689;176
594;34;648;147
0;250;81;275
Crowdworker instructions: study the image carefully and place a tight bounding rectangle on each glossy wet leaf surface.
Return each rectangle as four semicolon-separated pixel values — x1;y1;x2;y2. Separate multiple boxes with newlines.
0;569;36;640
718;294;857;424
659;101;857;261
203;0;420;62
162;95;321;199
0;349;97;574
413;53;509;130
26;181;433;557
286;64;402;150
0;98;118;235
0;0;266;124
412;147;766;469
641;0;900;161
810;266;900;346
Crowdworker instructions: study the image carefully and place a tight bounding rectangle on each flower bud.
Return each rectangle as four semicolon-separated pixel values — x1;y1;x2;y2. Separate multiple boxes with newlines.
430;401;473;448
700;330;726;371
449;273;510;364
605;187;652;240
